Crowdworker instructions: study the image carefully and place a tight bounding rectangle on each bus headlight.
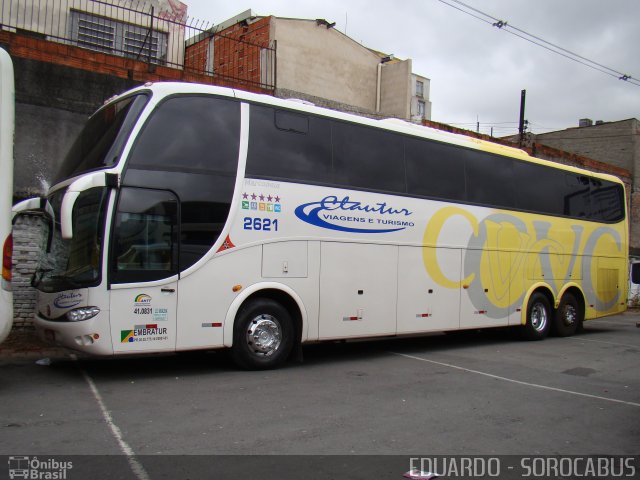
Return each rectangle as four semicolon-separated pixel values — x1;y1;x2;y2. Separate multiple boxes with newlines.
66;306;100;322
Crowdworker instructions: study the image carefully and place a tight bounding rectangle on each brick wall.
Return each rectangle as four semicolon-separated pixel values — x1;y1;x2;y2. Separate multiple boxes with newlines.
214;17;272;88
11;215;45;329
184;17;273;88
534;120;637;182
1;30;272;93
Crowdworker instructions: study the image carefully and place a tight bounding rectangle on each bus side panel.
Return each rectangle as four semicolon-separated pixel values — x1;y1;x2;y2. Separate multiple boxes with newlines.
594;256;627;318
397;246;461;333
318;242;397;339
175;246;263;350
260;240;321;342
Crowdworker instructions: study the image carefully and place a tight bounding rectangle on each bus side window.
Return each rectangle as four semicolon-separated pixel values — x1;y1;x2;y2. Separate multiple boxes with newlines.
247;105;332;184
465;151;515;209
111;187;179;284
405;137;465;201
331;121;405;193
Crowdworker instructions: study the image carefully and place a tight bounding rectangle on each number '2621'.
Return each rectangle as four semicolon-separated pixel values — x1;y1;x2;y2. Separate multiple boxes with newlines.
243;217;279;231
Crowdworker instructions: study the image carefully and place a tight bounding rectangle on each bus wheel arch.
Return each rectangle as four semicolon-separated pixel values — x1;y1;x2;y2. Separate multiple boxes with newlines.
553;287;585;337
225;285;305;369
521;286;554;341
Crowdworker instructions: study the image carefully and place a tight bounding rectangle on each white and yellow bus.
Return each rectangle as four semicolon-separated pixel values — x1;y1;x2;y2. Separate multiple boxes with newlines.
22;82;627;369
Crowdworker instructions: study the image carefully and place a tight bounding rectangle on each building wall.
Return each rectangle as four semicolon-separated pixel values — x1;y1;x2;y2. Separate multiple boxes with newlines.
272;18;381;113
535;119;638;186
2;0;186;67
12;55;139;197
184;15;274;89
410;74;432;122
379;59;411;119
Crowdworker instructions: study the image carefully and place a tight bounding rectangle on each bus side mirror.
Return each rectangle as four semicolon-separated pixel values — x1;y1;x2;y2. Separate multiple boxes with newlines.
12;197;47;220
632;263;640;285
61;172;119;239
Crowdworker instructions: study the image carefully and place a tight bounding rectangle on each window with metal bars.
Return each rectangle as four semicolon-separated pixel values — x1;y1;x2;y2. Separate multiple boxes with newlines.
70;10;167;64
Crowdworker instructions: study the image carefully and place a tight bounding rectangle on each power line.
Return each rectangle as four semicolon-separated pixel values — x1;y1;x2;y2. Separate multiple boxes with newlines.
436;0;640;87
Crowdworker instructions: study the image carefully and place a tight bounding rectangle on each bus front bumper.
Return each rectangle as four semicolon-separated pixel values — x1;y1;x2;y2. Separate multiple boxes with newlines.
34;313;114;355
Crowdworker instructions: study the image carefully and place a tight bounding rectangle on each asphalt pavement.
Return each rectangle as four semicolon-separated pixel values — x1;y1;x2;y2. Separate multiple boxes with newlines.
1;313;639;479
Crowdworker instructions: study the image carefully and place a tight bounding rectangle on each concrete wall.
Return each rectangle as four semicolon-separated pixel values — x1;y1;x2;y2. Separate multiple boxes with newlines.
535;119;638;186
272;18;381;113
12;56;138;197
379;59;411;119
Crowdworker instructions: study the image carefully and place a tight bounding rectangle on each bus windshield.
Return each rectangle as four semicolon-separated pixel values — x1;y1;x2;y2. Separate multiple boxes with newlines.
53;93;148;184
33;187;109;293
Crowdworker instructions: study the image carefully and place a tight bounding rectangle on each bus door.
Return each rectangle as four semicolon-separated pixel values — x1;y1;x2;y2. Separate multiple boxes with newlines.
109;187;179;353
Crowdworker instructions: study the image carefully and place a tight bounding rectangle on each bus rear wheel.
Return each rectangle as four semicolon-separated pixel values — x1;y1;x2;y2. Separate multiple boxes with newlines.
231;298;294;370
553;293;581;337
522;292;551;341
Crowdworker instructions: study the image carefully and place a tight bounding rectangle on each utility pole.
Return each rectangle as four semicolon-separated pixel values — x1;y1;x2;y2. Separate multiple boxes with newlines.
518;89;526;147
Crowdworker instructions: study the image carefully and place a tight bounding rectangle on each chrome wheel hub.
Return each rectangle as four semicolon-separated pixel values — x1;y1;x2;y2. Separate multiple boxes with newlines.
531;303;548;332
246;314;282;357
561;304;577;327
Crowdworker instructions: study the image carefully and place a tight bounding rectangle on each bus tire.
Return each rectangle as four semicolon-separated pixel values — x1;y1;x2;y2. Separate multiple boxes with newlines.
231;298;294;370
522;292;551;341
553;293;580;337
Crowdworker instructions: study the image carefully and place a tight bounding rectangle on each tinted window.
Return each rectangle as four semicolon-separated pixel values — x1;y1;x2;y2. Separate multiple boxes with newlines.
247;105;332;183
124;95;240;271
56;94;148;183
111;187;178;284
405;137;465;201
465;152;515;208
275;109;308;133
563;174;592;218
515;161;566;216
332;122;405;192
128;95;240;173
123;168;235;272
590;178;625;222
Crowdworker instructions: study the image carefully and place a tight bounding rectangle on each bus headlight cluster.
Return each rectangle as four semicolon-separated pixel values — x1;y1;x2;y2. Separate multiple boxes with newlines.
66;306;100;322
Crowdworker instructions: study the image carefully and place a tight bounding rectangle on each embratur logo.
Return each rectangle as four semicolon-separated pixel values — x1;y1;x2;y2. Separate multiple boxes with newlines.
121;325;168;343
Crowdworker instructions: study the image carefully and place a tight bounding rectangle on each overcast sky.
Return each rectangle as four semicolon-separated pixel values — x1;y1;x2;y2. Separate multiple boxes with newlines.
184;0;640;137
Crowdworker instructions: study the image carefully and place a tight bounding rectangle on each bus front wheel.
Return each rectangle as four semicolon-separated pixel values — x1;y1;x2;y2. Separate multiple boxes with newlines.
231;298;294;370
522;292;551;341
